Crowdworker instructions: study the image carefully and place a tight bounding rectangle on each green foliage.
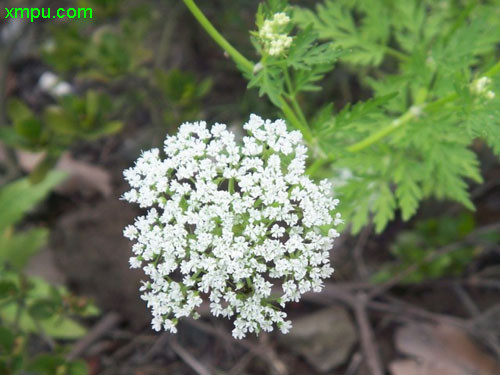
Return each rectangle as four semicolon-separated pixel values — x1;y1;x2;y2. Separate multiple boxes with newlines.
248;7;343;108
2;92;122;181
38;0;211;154
215;0;500;233
372;214;481;283
27;354;88;375
0;273;98;339
0;325;88;375
0;172;64;270
0;171;66;234
153;69;213;125
42;3;152;79
294;0;393;66
6;91;122;147
43;91;123;141
0;176;96;375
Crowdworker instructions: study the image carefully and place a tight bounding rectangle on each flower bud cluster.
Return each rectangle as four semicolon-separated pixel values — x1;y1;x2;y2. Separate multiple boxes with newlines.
258;12;293;56
471;76;495;100
123;114;340;339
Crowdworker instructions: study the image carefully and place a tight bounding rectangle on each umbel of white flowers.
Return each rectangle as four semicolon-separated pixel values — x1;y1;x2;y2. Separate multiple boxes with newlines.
122;114;341;339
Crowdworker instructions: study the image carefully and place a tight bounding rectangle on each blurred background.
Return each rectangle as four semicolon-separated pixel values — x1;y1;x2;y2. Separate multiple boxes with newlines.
1;0;500;374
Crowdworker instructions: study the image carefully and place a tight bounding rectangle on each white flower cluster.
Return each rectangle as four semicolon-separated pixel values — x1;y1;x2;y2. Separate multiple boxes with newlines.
122;114;341;339
38;72;72;97
258;12;293;56
471;76;495;100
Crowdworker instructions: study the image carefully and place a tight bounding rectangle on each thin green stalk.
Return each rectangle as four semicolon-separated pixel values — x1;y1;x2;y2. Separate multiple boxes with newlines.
283;67;309;129
313;59;500;162
290;97;309;133
346;109;416;153
424;93;458;113
182;0;254;74
306;156;332;176
383;46;409;61
279;98;315;145
182;0;315;146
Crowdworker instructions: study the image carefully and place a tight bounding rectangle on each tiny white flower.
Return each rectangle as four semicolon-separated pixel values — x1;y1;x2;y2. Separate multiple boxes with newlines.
271;224;285;238
279;320;292;334
38;71;73;97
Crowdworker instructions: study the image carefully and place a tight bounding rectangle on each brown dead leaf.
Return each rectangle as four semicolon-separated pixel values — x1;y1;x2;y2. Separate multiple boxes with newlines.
16;150;111;196
278;306;358;372
390;359;464;375
390;323;500;375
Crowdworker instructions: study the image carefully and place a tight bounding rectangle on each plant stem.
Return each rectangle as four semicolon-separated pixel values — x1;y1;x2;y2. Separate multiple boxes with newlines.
283;67;309;129
182;0;254;75
279;98;314;144
346;109;416;153
306;154;334;176
383;46;409;61
182;0;315;146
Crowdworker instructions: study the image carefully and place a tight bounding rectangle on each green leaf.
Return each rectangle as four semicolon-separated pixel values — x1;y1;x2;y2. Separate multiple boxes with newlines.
372;183;396;233
43;106;77;136
248;67;283;107
0;327;14;352
27;355;88;375
0;276;88;339
14;118;43;142
82;120;123;140
29;298;61;320
294;0;391;66
287;27;344;71
29;152;62;184
86;90;100;122
393;159;423;221
0;280;18;299
68;360;89;375
0;171;66;232
0;228;48;270
0;127;26;146
7;99;35;124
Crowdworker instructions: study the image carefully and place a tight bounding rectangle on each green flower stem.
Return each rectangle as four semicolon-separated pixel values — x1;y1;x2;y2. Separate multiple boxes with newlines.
183;0;499;175
279;98;315;144
306;154;334;176
346;61;499;154
424;93;458;113
346;109;417;153
283;67;310;131
182;0;315;146
383;46;410;61
182;0;254;75
307;91;459;174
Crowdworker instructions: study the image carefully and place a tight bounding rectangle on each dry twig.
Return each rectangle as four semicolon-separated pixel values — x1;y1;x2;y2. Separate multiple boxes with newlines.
67;312;121;361
170;339;212;375
353;293;384;375
353;223;372;279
